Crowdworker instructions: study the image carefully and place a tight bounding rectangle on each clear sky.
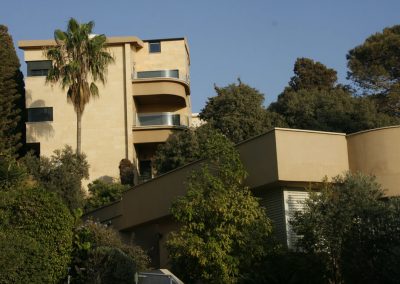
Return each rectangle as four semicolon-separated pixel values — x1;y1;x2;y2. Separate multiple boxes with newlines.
1;0;399;112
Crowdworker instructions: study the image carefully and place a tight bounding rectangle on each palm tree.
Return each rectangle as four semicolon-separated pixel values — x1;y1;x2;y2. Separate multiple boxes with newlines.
46;18;114;154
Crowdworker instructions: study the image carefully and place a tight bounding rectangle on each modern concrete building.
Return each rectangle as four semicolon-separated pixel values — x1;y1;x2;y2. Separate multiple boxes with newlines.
86;126;400;267
19;36;191;183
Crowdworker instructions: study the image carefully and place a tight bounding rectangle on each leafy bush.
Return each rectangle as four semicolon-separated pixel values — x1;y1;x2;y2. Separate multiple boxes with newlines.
85;179;128;212
167;133;273;283
0;155;27;190
23;145;89;210
291;173;400;283
200;79;286;143
86;247;136;284
250;250;328;284
119;159;135;185
0;186;74;283
70;220;150;283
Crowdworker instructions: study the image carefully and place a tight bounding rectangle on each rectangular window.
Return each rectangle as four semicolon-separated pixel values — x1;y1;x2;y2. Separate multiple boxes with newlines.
149;41;161;53
27;107;53;122
136;70;179;79
27;61;52;77
284;190;310;249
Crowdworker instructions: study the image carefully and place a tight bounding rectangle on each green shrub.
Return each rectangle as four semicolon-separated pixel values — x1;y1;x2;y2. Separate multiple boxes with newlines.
0;186;74;283
86;247;136;284
70;220;150;283
85;179;128;212
23;146;89;210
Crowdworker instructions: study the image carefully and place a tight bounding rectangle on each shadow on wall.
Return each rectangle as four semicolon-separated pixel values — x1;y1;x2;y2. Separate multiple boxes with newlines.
26;90;55;141
26;122;54;142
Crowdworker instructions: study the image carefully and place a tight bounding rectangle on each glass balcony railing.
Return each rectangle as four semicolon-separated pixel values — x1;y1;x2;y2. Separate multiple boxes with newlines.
135;112;188;127
136;69;179;79
132;69;190;84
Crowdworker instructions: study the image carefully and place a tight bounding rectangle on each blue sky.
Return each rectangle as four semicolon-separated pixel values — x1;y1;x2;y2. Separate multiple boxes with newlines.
2;0;399;112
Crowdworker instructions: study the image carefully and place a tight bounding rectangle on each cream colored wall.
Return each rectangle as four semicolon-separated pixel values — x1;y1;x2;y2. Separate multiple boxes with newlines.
24;44;131;183
275;129;349;182
133;127;183;144
135;40;189;82
22;38;191;185
237;131;279;188
347;126;400;196
132;80;188;98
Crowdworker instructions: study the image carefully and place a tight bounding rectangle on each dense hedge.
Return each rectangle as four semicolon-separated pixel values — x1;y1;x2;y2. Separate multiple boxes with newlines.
0;187;74;283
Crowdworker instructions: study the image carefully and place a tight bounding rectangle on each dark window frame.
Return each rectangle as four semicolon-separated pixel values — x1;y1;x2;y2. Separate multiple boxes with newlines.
27;60;52;77
27;107;53;122
149;41;161;53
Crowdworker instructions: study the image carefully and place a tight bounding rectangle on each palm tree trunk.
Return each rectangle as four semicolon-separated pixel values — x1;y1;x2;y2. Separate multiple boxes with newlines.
76;111;82;154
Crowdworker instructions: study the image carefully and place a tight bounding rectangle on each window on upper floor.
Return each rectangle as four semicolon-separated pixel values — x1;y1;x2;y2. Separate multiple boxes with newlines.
27;107;53;122
27;60;52;77
149;41;161;53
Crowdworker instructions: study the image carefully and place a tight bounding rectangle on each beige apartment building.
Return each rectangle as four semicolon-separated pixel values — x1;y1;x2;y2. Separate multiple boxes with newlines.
19;36;191;183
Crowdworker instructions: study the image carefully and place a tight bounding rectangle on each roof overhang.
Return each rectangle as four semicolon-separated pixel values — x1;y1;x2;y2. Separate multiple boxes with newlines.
18;36;144;49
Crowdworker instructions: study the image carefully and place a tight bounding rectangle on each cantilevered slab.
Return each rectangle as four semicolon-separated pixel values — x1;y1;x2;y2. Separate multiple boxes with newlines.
19;36;144;49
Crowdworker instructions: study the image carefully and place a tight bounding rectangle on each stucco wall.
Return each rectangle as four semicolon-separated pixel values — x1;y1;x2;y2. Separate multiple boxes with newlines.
347;126;400;196
275;129;349;182
21;37;191;184
25;44;129;182
135;40;189;82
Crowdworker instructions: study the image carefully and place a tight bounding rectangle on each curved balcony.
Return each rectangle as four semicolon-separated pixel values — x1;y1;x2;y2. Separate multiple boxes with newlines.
133;112;188;144
132;69;190;98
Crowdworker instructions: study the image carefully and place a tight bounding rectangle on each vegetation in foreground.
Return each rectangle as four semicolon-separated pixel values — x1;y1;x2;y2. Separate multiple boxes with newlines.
0;150;150;284
292;173;400;284
167;132;273;283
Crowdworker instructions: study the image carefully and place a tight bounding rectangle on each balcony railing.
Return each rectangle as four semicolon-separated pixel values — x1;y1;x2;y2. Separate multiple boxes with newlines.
135;112;188;127
132;69;190;84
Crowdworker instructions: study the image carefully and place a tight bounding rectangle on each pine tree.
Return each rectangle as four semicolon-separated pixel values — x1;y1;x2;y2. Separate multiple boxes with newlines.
0;25;25;157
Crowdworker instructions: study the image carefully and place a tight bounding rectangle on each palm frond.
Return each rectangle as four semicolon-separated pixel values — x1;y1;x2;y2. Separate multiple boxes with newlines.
44;18;114;116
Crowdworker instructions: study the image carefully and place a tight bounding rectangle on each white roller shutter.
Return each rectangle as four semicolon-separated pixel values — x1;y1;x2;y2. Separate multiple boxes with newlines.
283;190;310;249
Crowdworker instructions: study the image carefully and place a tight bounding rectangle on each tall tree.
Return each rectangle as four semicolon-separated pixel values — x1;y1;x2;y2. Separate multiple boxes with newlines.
288;57;337;91
200;79;286;144
167;133;273;283
347;25;400;117
153;124;218;175
0;25;25;157
291;173;400;284
45;18;114;154
269;57;399;133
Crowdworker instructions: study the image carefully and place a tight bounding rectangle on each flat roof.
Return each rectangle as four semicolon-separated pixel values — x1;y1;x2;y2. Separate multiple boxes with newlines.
19;36;144;49
143;37;185;42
